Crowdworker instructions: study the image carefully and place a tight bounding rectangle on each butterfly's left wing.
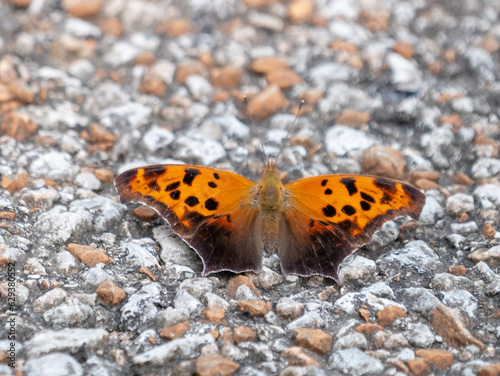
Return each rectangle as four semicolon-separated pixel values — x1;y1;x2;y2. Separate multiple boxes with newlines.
115;164;264;275
279;175;426;283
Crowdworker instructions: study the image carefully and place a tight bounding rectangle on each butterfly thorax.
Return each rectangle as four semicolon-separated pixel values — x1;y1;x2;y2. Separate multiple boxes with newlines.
257;162;284;213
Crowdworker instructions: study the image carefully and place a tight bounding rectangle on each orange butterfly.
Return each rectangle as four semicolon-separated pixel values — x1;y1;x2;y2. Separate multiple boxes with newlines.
115;161;425;283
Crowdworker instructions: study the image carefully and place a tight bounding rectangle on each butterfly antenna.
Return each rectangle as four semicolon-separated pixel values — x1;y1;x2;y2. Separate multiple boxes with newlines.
244;95;268;162
275;99;305;165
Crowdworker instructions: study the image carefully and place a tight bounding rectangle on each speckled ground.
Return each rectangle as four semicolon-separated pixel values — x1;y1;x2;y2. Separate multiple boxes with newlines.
0;0;500;375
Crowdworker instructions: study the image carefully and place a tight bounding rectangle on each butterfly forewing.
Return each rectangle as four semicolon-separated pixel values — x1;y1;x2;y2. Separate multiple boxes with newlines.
279;174;426;282
115;164;264;274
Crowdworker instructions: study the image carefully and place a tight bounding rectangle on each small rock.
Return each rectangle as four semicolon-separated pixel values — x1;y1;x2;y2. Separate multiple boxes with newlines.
403;287;441;315
415;349;454;369
407;357;429;376
142;126;175;153
295;328;332;355
75;172;101;191
276;298;305;320
236;300;272;316
355;324;384;337
468;246;500;267
234;326;256;345
202;306;225;324
43;302;93;326
174;290;203;315
325;125;376;156
248;84;288;121
329;348;384;376
431;273;473;291
333;332;368;351
96;280;125;306
33;288;68;313
441;290;478;317
63;0;103;18
446;193;475;217
30;152;73;181
362;146;407;180
25;353;83;376
281;346;319;366
67;243;113;266
226;275;261;300
159;321;190;341
196;354;239;376
287;311;325;331
451;221;478;234
405;323;435;347
156;307;190;329
474;184;500;209
377;305;407;327
431;304;484;349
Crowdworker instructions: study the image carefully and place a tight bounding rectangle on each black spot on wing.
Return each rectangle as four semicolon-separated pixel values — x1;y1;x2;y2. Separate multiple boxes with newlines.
208;182;217;188
340;178;357;196
380;192;392;204
183;168;201;186
321;179;328;186
165;181;180;191
143;166;166;180
374;177;397;193
309;219;314;227
361;192;375;203
148;180;160;191
360;201;371;211
342;205;356;215
322;205;336;217
324;188;332;195
226;214;231;223
213;172;220;180
170;190;181;200
205;198;219;211
185;196;199;207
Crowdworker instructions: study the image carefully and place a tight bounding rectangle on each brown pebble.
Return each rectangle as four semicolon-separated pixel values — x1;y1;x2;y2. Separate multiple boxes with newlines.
482;223;497;239
358;307;370;322
251;57;289;74
211;67;242;89
236;300;271;316
63;0;103;18
8;0;31;7
160;18;195;37
233;326;256;344
393;41;414;59
377;305;407;327
295;328;333;355
431;304;485;349
0;212;15;220
336;110;370;127
134;51;156;66
247;84;288;122
409;171;440;184
407;357;429;376
94;169;114;184
360;9;389;31
362;146;407;180
100;17;122;37
287;0;315;24
202;306;226;324
196;355;239;376
139;266;157;281
133;207;158;222
441;113;462;127
67;243;113;266
225;275;261;300
175;61;209;84
355;323;384;337
0;112;37;141
300;88;324;104
449;265;467;276
160;321;189;340
281;346;319;366
478;364;500;376
452;172;474;185
139;77;167;97
415;349;454;369
415;178;439;191
1;172;28;194
96;280;125;306
458;212;470;223
265;69;304;90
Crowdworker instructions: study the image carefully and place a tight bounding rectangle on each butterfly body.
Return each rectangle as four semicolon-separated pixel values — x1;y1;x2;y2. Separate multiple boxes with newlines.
115;161;425;283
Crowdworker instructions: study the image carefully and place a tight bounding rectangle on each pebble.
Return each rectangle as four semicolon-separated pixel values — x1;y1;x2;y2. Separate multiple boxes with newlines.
441;290;478;317
174;289;203;315
43;302;94;326
403;288;441;315
329;348;384;376
25;353;83;376
141;126;175;153
26;328;108;357
174;134;226;165
325;126;376;156
33;288;68;313
471;158;500;179
185;75;215;104
446;193;475;217
276;298;305;321
378;240;442;275
339;255;377;282
333;332;368;351
156;307;190;329
405;323;435;348
30;152;73;181
431;273;473;292
119;240;159;268
474;184;500;209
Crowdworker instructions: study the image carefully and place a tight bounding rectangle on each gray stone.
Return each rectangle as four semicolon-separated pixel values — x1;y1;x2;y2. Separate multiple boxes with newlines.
310;64;353;87
446;193;475;216
174;290;203;315
34;206;93;245
474;184;500;209
431;273;473;292
377;240;441;275
54;251;78;275
333;332;368;351
468;246;500;267
75;172;101;190
441;290;478;317
70;197;126;232
325;126;376;156
235;284;259;301
33;288;68;313
82;268;114;290
103;41;141;67
386;52;423;91
0;282;29;306
179;278;214;300
287;311;325;330
154;226;200;270
132;334;214;365
276;298;305;320
156;307;190;329
100;102;152;129
121;283;162;331
20;188;59;211
420;127;455;168
204;293;230;311
339;256;377;282
25;353;83;376
23;258;47;275
405;323;435;347
30;152;73;181
84;356;123;376
201;116;250;139
253;266;284;289
329;348;384;376
471;158;500;179
142;126;175;153
26;328;108;357
68;59;95;81
279;366;327;376
361;282;395;299
185;75;214;103
174;134;226;166
365;221;399;251
43;303;93;326
248;11;284;31
119;240;159;268
450;221;478;234
403;288;440;315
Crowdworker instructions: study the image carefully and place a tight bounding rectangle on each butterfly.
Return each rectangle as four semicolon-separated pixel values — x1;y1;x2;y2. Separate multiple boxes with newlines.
115;160;425;283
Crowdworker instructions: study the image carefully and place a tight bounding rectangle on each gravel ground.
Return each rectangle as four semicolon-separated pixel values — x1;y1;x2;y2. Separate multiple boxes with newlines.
1;0;500;375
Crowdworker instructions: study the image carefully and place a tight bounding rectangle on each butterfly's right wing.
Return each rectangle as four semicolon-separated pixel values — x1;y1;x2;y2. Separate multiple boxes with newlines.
115;164;264;275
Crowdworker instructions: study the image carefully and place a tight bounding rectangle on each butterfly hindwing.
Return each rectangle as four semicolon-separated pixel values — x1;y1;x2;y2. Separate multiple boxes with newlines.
115;164;264;274
280;174;426;282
